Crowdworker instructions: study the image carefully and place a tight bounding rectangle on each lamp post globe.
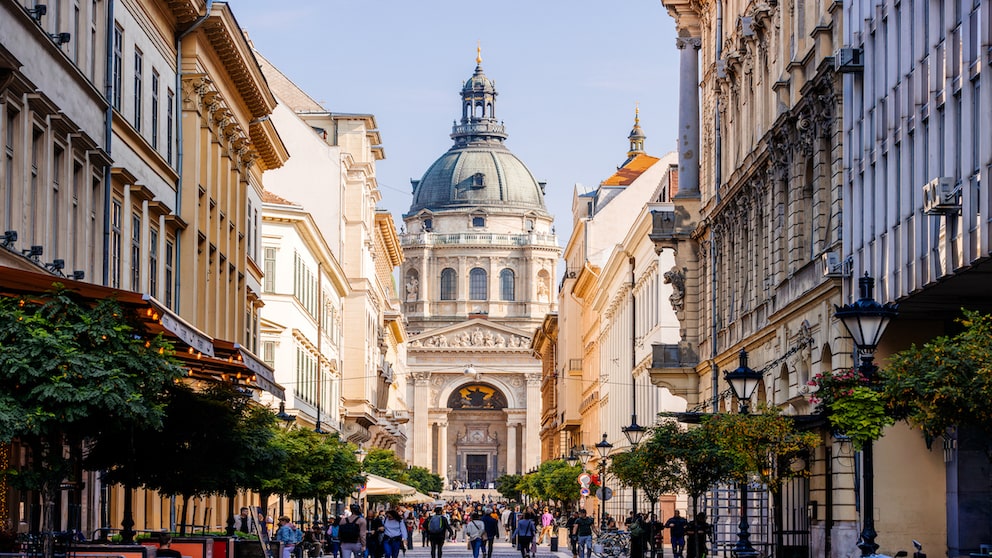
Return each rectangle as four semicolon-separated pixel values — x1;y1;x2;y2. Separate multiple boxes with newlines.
834;273;898;557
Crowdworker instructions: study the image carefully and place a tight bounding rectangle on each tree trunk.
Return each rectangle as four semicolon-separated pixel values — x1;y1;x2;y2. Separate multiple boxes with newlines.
180;495;191;536
121;486;136;543
227;495;237;536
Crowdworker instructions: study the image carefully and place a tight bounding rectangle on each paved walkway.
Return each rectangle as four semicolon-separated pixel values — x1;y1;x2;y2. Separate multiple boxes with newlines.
379;536;573;558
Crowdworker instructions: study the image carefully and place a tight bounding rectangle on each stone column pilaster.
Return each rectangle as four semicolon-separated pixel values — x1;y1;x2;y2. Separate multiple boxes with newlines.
412;372;432;468
675;36;702;199
506;422;518;474
438;421;449;484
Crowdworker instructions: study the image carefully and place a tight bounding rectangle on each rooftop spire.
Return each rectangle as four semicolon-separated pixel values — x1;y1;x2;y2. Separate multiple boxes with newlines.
476;42;482;65
627;103;646;157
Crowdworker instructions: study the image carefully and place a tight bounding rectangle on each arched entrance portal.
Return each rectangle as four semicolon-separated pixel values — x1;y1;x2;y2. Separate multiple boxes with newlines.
446;383;508;488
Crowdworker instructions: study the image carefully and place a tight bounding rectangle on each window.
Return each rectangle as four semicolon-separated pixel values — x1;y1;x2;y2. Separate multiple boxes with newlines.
151;69;159;149
166;89;174;164
31;128;42;244
263;247;277;292
500;268;515;301
149;227;158;297
472;173;485;188
440;268;457;300
71;161;81;265
112;23;122;110
133;49;143;130
422;218;433;232
164;239;174;308
4;108;17;230
73;3;80;63
131;213;141;291
472;216;485;227
110;200;121;288
469;267;487;300
89;0;97;81
262;341;275;368
51;145;63;257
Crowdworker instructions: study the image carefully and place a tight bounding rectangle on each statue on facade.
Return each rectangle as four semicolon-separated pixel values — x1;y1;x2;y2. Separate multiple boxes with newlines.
663;266;687;313
405;277;419;301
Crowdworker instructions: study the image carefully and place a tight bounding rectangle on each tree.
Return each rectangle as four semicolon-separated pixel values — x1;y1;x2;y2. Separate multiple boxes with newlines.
406;466;443;495
358;447;407;505
519;460;582;505
881;309;992;452
495;474;522;502
609;431;682;518
0;290;184;555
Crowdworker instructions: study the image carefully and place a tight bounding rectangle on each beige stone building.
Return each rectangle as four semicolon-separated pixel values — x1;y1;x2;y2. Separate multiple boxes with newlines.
551;115;685;522
401;54;558;486
254;51;408;451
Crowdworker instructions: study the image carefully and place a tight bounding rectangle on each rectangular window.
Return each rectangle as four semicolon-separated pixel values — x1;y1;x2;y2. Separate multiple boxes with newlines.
149;227;158;297
133;49;143;131
89;0;97;81
151;69;159;149
110;200;122;288
71;161;81;266
262;341;275;368
263;247;276;292
112;24;123;110
30;128;43;244
73;3;80;63
51;145;63;258
164;239;174;308
247;199;253;257
3;108;16;230
131;213;141;291
166;89;174;164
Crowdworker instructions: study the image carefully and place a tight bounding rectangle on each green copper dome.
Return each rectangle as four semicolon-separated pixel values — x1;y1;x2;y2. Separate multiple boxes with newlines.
406;56;549;216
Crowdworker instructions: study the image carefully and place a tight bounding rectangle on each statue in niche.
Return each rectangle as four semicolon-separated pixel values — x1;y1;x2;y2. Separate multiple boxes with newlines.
405;277;419;301
664;266;687;313
537;277;550;302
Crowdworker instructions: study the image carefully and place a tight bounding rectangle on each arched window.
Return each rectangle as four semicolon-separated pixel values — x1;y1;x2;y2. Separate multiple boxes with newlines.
440;268;457;300
500;269;515;301
469;268;487;300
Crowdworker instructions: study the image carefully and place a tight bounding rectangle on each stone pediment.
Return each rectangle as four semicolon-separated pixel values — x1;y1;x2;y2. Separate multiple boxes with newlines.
408;319;531;350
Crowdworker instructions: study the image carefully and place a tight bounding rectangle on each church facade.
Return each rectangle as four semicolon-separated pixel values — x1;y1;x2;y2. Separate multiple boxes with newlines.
400;52;559;486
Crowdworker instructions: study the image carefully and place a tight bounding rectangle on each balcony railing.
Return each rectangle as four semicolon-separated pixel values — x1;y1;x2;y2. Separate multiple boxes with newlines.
400;232;558;248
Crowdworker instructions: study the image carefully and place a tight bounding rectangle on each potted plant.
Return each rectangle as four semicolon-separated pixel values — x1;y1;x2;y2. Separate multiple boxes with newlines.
808;369;893;449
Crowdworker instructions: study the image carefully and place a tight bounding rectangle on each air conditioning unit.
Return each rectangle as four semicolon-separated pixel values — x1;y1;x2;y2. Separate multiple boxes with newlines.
922;177;959;215
835;47;864;73
822;251;842;277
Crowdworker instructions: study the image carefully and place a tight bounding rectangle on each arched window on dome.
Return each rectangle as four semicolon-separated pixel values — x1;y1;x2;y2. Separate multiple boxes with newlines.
500;269;515;301
469;268;488;300
440;268;457;301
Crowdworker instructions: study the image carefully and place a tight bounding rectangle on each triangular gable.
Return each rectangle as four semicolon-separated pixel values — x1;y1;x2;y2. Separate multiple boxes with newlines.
409;319;531;350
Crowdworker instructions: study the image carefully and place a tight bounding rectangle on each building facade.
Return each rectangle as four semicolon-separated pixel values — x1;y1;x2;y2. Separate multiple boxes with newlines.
401;53;559;486
841;0;992;550
554;116;685;522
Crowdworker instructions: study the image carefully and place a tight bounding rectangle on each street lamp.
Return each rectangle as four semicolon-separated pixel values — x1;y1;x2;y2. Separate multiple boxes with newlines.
595;433;614;530
724;349;762;558
834;273;898;557
565;450;579;467
577;446;593;466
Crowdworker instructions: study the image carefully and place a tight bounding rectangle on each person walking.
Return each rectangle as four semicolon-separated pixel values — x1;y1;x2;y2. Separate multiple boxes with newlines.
513;510;537;558
571;509;596;558
481;508;500;558
537;508;554;546
684;513;711;558
275;516;303;558
463;512;487;558
325;517;340;558
664;511;687;558
381;509;405;558
426;506;453;558
564;511;578;558
338;505;367;558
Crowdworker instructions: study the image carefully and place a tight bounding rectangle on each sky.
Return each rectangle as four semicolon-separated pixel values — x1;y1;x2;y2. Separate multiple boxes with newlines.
235;1;682;243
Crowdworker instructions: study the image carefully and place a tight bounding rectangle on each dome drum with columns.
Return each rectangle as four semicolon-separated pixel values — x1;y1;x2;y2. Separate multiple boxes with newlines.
403;51;560;485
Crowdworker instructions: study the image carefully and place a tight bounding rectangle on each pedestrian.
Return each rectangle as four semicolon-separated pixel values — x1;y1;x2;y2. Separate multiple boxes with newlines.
537;508;554;545
233;507;253;534
481;508;500;558
628;513;647;558
368;510;386;558
571;509;596;558
325;516;341;558
664;511;687;558
648;513;664;558
275;516;303;558
513;510;537;558
565;510;578;558
404;511;416;552
338;504;367;558
382;509;405;558
426;506;454;558
684;513;711;558
420;514;429;547
463;512;486;558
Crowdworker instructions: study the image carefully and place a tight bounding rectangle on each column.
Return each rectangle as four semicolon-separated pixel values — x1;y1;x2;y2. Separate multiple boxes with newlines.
437;421;449;485
525;374;542;470
674;35;702;199
506;422;518;474
412;372;432;468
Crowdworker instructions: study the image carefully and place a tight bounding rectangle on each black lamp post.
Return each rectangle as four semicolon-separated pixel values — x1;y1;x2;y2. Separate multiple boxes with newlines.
724;349;762;558
834;273;898;557
595;434;614;530
565;450;580;468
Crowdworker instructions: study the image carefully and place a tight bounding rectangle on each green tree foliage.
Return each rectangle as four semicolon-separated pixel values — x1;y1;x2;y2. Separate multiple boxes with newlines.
361;447;409;504
609;432;682;505
406;466;443;494
495;474;522;501
0;290;184;549
881;309;992;449
520;460;582;504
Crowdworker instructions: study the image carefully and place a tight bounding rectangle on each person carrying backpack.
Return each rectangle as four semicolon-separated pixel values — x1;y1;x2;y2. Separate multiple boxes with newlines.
338;504;367;558
426;506;453;558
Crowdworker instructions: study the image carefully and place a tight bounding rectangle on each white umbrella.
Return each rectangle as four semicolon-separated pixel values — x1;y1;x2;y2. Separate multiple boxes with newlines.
363;473;418;496
399;491;435;504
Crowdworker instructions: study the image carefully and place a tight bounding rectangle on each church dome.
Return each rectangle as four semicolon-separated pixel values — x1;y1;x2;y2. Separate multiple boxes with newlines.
407;51;549;216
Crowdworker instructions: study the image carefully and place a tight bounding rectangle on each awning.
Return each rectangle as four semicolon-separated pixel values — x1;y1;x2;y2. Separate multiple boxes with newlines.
399;491;435;504
363;473;418;497
0;265;285;399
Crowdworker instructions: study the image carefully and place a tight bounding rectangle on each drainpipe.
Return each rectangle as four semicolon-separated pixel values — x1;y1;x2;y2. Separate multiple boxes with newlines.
173;0;214;311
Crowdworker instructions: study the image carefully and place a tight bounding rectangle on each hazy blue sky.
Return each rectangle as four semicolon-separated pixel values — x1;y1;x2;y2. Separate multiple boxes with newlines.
235;1;682;241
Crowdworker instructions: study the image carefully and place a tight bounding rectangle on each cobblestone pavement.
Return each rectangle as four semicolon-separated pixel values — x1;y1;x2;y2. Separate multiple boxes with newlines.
361;537;574;558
